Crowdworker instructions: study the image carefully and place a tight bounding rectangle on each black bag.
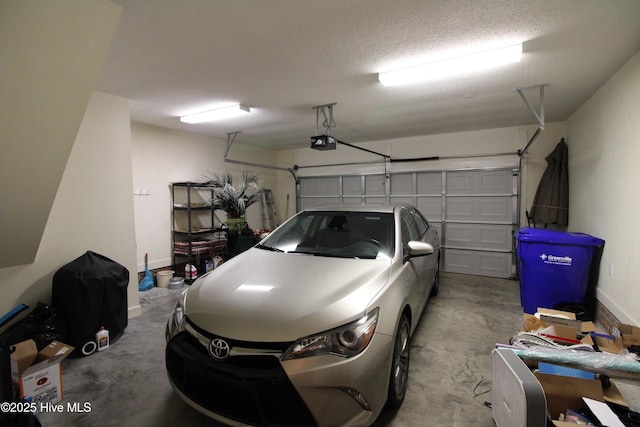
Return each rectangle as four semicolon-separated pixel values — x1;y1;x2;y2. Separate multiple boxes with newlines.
608;402;640;427
52;251;128;356
0;303;67;350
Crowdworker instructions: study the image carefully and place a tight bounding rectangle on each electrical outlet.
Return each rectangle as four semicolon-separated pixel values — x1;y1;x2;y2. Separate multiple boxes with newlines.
608;262;614;277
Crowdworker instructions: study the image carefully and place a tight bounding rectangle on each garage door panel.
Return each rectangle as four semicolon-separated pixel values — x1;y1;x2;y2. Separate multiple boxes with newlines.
391;174;413;194
479;226;512;250
447;170;512;194
342;176;363;195
444;249;511;278
445;198;475;221
390;196;414;206
300;197;340;209
300;177;339;195
416;196;441;220
365;197;386;205
343;197;363;205
445;223;511;251
365;175;385;195
445;223;474;247
446;172;475;194
446;196;511;222
417;173;442;194
444;249;473;273
476;252;512;278
477;170;513;193
478;197;512;222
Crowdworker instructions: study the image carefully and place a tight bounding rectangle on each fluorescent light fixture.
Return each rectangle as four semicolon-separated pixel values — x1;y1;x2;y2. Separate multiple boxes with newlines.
378;43;522;86
180;104;250;124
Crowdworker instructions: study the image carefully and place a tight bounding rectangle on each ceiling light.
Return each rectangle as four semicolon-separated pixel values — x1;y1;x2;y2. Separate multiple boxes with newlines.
180;104;250;124
378;43;522;86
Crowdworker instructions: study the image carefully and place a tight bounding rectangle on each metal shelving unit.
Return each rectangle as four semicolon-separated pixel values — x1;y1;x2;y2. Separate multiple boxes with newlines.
171;182;226;281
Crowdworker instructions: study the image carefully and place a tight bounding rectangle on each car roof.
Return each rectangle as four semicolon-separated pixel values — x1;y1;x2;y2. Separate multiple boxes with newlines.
301;204;402;214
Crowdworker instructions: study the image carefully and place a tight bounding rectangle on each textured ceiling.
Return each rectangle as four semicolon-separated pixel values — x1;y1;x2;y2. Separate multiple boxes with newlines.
96;0;640;150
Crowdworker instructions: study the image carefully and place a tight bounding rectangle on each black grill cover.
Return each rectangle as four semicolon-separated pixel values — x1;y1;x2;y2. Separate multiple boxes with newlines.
52;251;128;355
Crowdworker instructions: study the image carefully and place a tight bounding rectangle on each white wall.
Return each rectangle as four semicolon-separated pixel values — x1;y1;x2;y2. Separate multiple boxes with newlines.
0;92;140;322
130;123;279;271
567;50;640;325
0;0;122;268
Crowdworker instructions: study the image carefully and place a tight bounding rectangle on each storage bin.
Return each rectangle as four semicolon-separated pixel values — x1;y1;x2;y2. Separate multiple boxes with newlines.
515;227;604;314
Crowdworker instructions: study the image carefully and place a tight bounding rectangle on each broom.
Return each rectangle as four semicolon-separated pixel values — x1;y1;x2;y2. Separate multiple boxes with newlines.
138;253;154;291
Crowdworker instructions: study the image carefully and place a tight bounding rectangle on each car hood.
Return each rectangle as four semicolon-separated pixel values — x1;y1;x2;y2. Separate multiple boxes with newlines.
185;248;391;342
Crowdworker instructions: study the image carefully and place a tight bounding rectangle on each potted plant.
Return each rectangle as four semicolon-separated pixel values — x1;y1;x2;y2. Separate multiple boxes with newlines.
205;170;263;232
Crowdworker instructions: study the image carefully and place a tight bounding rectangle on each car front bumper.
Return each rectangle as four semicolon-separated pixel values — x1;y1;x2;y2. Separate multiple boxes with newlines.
165;327;393;427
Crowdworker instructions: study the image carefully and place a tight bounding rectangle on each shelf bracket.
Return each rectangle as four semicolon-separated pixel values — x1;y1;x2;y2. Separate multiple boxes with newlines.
221;131;298;182
224;131;241;159
515;84;548;157
515;84;548;129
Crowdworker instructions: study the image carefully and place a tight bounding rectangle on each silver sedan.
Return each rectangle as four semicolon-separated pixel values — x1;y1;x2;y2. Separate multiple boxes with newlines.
166;204;440;426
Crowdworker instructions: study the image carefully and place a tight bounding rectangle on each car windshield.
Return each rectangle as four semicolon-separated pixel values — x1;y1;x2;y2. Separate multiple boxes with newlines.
260;210;394;259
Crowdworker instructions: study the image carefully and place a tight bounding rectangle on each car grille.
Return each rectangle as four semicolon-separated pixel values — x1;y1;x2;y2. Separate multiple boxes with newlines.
185;316;292;352
166;331;316;427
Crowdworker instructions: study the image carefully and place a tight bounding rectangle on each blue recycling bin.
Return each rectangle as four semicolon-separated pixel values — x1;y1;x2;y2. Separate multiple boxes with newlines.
516;227;604;314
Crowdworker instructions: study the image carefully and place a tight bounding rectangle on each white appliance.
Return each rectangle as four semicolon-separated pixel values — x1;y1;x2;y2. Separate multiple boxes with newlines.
492;348;547;426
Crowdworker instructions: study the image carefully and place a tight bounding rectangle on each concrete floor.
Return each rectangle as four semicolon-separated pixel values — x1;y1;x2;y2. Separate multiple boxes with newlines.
34;272;635;427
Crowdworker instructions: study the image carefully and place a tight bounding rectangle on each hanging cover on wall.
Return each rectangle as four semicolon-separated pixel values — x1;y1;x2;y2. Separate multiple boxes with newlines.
52;250;129;356
530;138;569;227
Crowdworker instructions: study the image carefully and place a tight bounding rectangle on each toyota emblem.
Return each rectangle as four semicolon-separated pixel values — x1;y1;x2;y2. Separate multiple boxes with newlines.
208;338;231;360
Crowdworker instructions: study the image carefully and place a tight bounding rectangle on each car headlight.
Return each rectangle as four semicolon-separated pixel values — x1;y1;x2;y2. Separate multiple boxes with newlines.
168;289;188;336
282;308;379;360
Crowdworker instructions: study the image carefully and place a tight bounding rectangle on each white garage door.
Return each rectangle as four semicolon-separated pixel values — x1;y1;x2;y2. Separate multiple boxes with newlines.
297;168;517;278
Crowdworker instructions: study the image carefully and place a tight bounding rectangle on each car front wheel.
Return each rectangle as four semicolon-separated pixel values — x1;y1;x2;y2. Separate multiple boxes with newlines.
386;314;410;409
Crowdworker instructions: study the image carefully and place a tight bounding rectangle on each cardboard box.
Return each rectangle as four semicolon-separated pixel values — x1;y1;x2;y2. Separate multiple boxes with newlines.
535;372;604;420
9;340;38;384
523;308;597;340
613;322;640;348
534;370;627;425
583;332;621;354
10;340;74;406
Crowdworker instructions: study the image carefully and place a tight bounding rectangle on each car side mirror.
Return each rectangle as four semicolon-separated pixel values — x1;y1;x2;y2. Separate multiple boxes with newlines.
404;241;434;262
